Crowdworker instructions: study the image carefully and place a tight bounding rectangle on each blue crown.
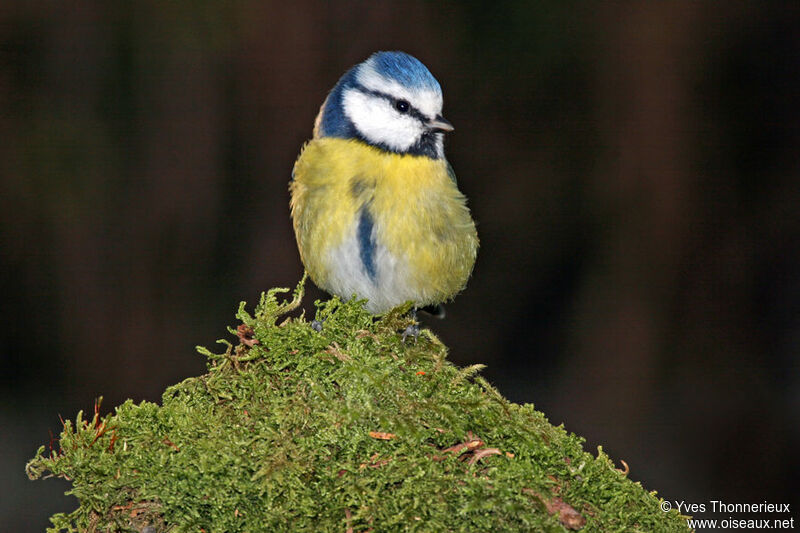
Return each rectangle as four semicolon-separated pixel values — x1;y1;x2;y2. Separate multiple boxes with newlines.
365;51;441;93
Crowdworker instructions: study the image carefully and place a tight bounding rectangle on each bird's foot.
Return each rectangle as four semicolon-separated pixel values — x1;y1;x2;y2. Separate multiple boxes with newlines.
311;316;327;332
402;323;420;343
402;307;420;343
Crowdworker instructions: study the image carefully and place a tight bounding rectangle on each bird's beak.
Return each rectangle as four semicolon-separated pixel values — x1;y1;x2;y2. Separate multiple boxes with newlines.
426;115;454;133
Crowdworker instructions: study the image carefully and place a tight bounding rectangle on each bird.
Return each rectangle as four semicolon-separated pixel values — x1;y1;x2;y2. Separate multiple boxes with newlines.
290;51;478;319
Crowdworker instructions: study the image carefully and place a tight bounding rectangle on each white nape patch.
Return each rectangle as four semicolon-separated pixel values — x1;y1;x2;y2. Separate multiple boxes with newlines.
325;225;419;313
357;62;443;119
343;88;423;151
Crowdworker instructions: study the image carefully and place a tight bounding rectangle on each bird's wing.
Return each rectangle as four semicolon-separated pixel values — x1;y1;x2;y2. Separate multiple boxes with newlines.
445;159;458;185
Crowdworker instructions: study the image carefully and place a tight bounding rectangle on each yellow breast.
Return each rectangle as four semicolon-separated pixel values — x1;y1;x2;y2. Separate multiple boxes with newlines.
290;137;478;312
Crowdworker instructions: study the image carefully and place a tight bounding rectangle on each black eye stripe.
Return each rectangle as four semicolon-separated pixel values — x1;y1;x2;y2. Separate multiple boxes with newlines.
353;83;429;122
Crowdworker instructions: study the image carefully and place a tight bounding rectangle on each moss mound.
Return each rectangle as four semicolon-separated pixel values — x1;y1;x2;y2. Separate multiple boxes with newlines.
27;278;689;532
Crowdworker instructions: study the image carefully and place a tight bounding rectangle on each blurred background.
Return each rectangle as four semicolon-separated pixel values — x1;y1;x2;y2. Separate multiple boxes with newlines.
1;1;798;530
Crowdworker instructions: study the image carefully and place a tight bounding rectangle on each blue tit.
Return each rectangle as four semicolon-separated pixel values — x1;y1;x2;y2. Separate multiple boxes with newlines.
290;51;478;314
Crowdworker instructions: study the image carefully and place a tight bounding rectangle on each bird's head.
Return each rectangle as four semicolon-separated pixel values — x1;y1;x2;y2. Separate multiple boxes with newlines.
316;51;453;159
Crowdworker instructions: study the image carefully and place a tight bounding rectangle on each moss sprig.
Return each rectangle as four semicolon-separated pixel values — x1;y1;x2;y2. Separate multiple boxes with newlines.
28;277;689;532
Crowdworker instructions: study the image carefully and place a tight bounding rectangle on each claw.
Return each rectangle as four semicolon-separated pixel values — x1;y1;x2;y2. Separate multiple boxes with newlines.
311;319;324;332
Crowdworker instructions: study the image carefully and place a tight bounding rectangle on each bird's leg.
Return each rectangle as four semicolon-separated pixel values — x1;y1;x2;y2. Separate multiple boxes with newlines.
402;307;420;343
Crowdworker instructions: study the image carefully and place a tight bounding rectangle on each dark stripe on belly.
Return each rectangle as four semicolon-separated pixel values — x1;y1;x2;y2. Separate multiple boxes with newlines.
357;208;377;281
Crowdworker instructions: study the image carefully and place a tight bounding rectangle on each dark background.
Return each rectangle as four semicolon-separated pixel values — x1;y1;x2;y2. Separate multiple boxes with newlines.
2;2;798;530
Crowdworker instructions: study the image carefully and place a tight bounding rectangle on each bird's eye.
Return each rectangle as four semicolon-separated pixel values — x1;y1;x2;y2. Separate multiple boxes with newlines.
394;99;410;113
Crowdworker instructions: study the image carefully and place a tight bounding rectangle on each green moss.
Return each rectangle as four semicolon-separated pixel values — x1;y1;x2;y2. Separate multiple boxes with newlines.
27;278;690;532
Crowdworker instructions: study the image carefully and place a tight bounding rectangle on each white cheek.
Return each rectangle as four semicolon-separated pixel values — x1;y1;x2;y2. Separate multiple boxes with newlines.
343;89;422;151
